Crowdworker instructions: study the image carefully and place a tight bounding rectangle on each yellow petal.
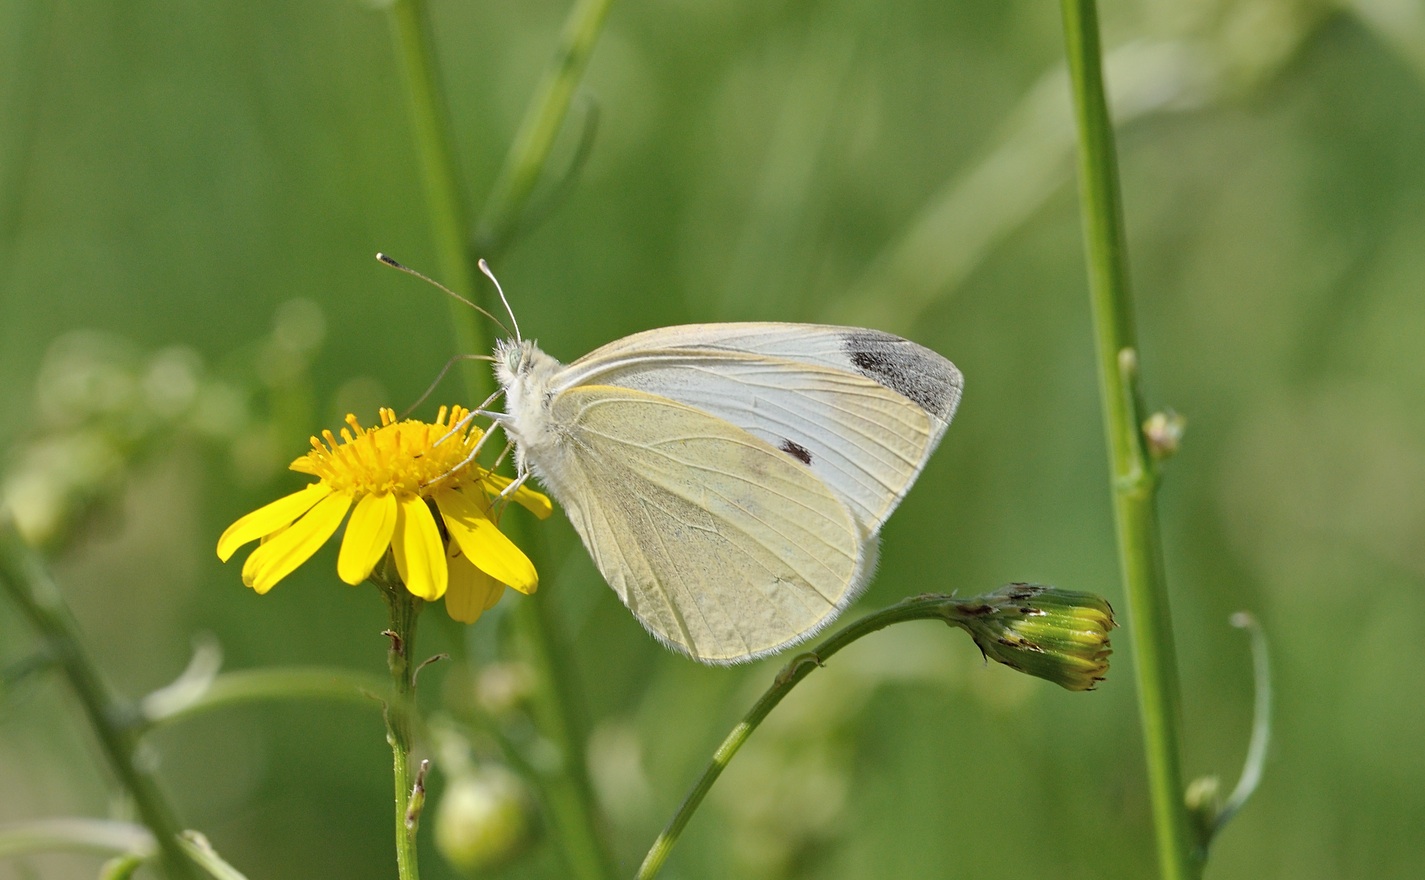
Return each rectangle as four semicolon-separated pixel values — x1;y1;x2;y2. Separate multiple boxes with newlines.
391;495;447;601
244;492;353;594
240;524;289;588
337;492;397;585
444;547;505;624
240;538;264;588
435;489;538;594
217;483;331;561
481;473;554;520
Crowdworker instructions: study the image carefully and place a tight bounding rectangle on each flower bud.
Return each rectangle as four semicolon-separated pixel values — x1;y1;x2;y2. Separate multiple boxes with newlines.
1143;410;1187;460
435;765;535;873
1185;774;1222;847
956;583;1116;691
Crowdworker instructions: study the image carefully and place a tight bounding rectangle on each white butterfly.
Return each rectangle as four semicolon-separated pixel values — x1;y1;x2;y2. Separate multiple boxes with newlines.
490;317;962;665
382;254;962;664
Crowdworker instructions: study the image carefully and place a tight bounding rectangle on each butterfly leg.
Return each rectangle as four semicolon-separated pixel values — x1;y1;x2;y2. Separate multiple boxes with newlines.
422;416;505;491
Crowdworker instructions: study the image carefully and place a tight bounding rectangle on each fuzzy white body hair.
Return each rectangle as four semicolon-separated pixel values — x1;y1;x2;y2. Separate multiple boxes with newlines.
494;338;571;491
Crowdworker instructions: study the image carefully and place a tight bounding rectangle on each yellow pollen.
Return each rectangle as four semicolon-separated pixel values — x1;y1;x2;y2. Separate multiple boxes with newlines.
295;407;487;496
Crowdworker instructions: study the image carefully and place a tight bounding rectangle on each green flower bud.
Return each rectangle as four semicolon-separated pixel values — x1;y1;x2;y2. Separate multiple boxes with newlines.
435;765;535;873
1185;774;1223;848
956;583;1116;691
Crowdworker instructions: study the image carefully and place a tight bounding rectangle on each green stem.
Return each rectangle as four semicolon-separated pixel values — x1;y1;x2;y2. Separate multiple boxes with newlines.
138;667;401;732
510;567;617;880
1210;612;1272;843
636;590;1096;880
387;0;485;393
382;586;424;880
474;0;617;256
0;819;153;859
0;521;202;880
384;4;619;879
1058;3;1199;879
175;832;251;880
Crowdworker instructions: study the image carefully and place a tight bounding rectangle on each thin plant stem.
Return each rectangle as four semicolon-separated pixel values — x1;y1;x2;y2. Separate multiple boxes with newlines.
175;832;251;880
387;0;485;393
0;819;153;859
383;4;619;880
138;667;401;732
0;520;203;880
636;589;1111;879
509;559;616;880
0;821;256;880
382;585;424;880
1210;612;1272;843
474;0;617;256
1058;3;1200;879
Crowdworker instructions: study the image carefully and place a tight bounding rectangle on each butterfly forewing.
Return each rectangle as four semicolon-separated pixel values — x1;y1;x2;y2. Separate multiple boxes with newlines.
542;384;868;663
556;323;963;533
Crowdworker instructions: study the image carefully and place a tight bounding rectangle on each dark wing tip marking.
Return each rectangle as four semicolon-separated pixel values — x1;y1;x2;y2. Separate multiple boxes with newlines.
779;439;813;465
841;330;960;419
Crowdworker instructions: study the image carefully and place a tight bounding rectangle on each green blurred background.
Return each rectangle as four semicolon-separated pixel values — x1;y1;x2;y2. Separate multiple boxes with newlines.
3;0;1423;877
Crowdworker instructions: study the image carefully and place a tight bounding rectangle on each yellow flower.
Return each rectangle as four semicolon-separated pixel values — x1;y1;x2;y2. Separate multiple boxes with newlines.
217;406;551;623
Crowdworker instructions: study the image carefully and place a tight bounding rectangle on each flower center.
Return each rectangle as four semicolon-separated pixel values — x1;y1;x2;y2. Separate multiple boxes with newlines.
296;406;488;497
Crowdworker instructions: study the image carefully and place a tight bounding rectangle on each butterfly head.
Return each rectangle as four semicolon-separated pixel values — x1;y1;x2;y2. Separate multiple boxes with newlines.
495;339;562;415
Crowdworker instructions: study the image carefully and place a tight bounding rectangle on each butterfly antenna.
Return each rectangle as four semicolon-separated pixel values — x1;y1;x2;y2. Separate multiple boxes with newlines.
401;353;495;419
376;253;514;339
478;258;521;343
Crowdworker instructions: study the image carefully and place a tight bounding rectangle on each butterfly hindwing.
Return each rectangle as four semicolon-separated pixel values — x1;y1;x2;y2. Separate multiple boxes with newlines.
539;383;871;663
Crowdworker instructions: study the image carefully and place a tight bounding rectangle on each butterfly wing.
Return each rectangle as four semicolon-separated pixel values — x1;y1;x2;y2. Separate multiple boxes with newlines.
554;323;962;534
535;383;871;663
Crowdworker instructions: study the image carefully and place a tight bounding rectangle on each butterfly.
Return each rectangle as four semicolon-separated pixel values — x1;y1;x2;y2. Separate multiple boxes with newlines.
492;318;962;664
382;255;962;664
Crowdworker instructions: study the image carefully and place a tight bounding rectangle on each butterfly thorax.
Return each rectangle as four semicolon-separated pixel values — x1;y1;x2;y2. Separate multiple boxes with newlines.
494;338;569;478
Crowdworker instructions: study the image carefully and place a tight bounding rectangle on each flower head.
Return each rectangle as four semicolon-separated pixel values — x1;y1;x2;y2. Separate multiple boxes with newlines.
217;406;551;623
955;583;1116;691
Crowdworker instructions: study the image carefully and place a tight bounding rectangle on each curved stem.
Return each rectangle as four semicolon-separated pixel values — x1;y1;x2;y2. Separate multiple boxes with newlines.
636;590;1103;879
1058;3;1199;879
138;667;401;731
1212;612;1272;840
0;521;202;880
0;819;153;859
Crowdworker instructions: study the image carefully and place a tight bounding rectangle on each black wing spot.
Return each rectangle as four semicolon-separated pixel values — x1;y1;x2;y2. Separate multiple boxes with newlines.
779;439;813;465
842;329;960;419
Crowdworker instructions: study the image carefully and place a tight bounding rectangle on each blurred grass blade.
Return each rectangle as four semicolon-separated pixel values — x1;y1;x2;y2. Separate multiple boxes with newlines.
475;0;617;255
139;667;400;732
0;0;51;253
0;819;153;859
508;96;602;248
831;39;1216;333
716;23;860;319
1348;0;1425;83
0;518;204;880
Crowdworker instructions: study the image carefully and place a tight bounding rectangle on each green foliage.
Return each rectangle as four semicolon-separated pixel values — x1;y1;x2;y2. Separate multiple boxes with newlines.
2;1;1423;878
